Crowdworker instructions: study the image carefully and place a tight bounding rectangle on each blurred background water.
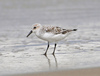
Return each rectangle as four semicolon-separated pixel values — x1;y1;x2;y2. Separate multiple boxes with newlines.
0;0;100;38
0;0;100;75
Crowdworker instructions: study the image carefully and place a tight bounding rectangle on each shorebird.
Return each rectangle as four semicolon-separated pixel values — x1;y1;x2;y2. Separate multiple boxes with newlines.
27;23;77;55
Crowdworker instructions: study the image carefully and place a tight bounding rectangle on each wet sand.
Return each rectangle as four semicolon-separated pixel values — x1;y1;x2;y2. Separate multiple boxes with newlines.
11;67;100;76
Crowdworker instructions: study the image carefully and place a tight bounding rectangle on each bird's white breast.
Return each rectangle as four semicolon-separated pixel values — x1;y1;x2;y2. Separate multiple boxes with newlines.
36;32;70;42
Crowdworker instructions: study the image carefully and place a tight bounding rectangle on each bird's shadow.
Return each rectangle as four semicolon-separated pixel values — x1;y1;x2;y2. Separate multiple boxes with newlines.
44;54;58;69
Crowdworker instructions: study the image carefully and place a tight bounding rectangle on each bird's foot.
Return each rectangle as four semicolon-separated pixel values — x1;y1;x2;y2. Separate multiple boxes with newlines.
43;53;47;56
52;52;55;55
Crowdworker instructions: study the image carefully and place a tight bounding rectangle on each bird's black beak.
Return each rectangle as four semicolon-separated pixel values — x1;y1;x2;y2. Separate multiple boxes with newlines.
26;30;33;37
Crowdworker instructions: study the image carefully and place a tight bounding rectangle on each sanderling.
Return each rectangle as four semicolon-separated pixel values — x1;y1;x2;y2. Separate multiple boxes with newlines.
27;23;77;55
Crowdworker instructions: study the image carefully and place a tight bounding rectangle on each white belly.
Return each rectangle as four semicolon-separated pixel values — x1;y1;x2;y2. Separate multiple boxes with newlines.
36;32;70;42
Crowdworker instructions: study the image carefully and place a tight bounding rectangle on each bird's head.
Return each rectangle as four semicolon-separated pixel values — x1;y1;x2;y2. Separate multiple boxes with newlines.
26;23;41;37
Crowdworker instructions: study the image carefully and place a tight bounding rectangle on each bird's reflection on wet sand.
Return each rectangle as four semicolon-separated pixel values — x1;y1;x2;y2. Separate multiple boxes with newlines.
44;54;58;69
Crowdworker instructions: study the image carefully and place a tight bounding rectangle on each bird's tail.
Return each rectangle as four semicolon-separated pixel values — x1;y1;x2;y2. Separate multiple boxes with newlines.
73;29;77;31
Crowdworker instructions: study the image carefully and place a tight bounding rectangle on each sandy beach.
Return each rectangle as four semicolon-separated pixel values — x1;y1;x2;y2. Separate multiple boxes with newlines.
10;67;100;76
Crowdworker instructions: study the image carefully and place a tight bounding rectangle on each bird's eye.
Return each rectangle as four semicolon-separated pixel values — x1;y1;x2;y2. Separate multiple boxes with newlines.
33;27;36;29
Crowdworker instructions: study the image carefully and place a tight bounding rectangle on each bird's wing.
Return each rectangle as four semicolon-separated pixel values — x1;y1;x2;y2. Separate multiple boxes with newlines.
42;26;75;34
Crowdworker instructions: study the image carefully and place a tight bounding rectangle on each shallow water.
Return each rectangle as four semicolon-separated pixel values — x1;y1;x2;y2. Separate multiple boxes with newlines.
0;0;100;75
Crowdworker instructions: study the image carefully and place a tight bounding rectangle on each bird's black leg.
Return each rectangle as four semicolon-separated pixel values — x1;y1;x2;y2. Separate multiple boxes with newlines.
52;43;57;55
43;42;49;56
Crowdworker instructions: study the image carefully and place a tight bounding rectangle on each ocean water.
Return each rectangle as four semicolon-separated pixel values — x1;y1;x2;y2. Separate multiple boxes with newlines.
0;0;100;75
